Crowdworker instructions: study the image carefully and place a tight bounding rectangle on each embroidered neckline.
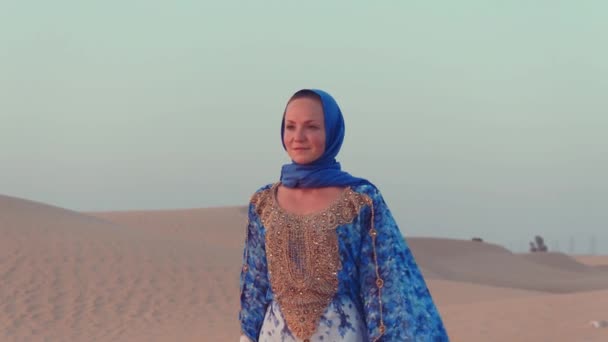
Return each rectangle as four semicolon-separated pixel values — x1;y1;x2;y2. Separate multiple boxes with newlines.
270;182;351;219
251;184;373;340
246;184;386;341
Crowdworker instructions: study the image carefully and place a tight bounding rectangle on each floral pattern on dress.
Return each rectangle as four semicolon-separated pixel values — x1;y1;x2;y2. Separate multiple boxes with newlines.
259;296;367;342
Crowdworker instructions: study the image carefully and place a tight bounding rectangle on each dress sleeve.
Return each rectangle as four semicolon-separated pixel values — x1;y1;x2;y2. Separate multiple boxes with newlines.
238;198;271;341
359;187;450;341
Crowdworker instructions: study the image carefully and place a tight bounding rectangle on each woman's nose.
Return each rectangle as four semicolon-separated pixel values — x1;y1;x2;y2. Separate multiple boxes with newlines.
294;128;306;141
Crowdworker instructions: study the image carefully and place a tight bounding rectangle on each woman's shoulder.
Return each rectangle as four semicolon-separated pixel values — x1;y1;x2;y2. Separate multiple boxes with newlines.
251;182;276;195
350;180;382;199
247;182;277;208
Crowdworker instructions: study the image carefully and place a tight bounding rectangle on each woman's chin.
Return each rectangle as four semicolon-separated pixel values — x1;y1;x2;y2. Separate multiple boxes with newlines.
291;156;315;165
288;151;323;165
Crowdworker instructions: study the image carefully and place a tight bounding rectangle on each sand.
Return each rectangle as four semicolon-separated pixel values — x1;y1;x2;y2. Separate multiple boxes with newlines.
1;193;607;341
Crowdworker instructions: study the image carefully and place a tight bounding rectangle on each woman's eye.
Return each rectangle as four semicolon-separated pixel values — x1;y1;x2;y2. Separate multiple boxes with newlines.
285;124;319;130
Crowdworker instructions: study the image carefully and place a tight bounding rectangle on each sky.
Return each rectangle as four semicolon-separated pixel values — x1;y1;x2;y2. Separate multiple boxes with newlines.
1;1;607;253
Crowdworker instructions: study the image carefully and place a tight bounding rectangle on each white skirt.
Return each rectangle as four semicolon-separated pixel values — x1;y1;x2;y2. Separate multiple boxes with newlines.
258;296;368;342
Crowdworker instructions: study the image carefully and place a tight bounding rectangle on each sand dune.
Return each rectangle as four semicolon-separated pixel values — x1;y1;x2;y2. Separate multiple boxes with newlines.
2;193;608;341
441;289;608;342
87;206;249;250
574;255;608;266
521;251;593;272
425;279;544;308
409;237;608;292
0;194;241;341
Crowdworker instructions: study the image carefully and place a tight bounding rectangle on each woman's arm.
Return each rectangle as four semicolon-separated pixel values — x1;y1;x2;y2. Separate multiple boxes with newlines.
359;187;450;341
238;197;271;341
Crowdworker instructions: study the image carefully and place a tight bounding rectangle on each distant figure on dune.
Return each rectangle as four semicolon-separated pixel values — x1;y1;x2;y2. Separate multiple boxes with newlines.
238;89;449;341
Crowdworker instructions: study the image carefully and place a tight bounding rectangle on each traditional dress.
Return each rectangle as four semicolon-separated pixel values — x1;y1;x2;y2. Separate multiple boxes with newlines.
239;182;449;341
239;89;449;341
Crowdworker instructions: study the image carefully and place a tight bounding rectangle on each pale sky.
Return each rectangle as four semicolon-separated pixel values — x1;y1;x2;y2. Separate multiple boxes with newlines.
1;1;607;253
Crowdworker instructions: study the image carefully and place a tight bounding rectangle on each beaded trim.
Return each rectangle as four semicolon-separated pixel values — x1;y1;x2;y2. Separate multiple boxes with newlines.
368;199;385;341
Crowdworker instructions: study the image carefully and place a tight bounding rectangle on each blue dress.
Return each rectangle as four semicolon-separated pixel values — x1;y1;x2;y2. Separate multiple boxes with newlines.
239;182;449;341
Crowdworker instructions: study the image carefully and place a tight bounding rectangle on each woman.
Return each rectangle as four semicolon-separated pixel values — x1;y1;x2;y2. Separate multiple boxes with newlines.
239;89;449;341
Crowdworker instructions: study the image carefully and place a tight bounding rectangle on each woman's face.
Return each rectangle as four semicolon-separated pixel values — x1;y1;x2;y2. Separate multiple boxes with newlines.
283;97;326;164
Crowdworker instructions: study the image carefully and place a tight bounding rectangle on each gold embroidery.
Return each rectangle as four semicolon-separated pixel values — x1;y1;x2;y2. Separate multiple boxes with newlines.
253;183;371;340
368;200;385;342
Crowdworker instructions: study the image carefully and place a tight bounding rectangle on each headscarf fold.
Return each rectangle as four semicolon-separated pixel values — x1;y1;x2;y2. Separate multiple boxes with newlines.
279;89;371;188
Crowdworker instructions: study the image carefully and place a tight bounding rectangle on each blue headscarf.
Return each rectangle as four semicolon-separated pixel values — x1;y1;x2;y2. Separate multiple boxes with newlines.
279;89;371;188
